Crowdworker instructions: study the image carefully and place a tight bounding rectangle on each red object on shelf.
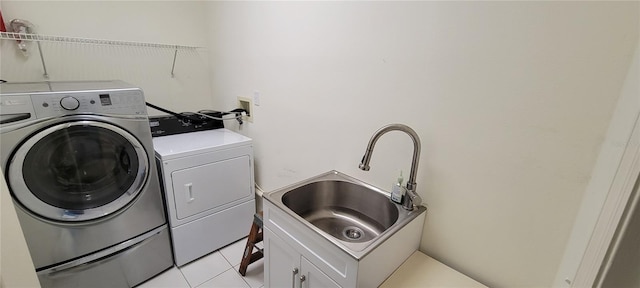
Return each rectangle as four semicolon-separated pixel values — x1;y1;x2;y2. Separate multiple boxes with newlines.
0;10;6;32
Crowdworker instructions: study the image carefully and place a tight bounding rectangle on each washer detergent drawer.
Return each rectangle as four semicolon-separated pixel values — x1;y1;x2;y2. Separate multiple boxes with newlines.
171;155;252;219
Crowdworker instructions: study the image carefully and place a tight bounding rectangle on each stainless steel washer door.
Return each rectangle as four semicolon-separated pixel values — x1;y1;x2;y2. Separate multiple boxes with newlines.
8;120;149;222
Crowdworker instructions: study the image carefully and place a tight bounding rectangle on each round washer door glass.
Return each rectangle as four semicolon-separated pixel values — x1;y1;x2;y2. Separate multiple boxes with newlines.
8;121;149;222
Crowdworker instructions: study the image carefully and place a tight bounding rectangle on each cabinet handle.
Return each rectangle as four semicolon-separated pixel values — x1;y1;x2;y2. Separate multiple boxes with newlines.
299;275;306;288
292;268;299;288
185;183;194;202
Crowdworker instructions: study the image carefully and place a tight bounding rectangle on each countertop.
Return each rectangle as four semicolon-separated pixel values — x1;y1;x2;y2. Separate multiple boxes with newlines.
380;251;487;288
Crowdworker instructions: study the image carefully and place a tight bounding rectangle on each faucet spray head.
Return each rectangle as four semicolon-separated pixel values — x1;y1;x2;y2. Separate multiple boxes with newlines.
359;154;371;171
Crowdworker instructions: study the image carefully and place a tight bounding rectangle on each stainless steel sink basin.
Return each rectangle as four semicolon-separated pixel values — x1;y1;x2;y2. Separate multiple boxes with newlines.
281;180;399;243
265;170;426;259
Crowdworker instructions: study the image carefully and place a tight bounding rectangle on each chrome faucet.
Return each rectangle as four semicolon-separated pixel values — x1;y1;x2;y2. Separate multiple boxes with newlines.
359;124;423;210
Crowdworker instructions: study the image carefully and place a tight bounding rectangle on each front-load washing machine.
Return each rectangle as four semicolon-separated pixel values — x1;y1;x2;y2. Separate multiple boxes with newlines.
154;129;256;266
0;81;173;287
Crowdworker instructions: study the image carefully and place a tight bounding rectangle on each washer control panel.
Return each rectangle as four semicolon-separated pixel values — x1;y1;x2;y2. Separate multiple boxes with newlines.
31;90;147;118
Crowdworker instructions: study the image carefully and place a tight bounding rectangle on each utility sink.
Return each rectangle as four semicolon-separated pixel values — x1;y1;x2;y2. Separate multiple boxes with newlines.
265;170;426;259
282;180;398;243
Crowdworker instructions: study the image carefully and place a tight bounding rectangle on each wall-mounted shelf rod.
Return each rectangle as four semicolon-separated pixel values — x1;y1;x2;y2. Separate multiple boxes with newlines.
35;41;49;79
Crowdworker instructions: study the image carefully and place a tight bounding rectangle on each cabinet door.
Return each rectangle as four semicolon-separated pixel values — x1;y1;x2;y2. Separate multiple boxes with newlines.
264;227;300;288
301;257;341;288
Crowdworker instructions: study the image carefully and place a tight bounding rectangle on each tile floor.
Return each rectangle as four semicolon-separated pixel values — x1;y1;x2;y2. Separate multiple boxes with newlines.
138;237;263;288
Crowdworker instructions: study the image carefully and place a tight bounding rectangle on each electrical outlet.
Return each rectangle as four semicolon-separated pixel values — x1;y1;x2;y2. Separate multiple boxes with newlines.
253;91;261;106
238;96;253;123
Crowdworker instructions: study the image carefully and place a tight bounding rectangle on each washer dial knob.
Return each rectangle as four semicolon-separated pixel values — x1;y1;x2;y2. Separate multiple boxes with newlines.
60;96;80;110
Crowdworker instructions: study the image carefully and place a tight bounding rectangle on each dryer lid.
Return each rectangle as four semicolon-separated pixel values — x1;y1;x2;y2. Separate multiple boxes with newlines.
153;129;252;160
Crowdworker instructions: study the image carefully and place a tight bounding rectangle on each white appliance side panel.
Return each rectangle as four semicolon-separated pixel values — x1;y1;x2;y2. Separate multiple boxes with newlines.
171;199;255;266
171;155;252;220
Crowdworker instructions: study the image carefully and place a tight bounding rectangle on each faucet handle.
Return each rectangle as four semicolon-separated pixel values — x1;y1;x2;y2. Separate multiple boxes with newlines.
402;188;422;211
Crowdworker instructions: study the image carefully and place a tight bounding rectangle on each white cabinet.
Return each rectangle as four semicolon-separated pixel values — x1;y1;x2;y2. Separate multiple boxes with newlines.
265;227;340;288
263;200;426;288
301;257;341;288
264;228;299;288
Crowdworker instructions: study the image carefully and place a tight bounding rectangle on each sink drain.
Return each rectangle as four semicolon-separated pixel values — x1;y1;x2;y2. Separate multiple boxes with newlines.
342;227;364;240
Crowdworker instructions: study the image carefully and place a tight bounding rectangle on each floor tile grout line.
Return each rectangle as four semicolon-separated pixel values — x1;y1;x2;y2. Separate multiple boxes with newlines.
235;258;265;288
180;253;235;288
236;266;253;288
174;265;193;288
192;266;236;288
222;240;258;288
173;238;252;288
221;237;248;267
222;253;254;288
220;250;236;267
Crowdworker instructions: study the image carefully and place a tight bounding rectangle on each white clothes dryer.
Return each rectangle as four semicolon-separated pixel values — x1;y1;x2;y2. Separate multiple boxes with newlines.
154;129;256;266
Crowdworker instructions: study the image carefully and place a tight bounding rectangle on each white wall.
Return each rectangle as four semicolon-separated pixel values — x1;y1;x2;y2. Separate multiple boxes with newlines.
205;2;639;287
0;1;214;115
0;176;40;287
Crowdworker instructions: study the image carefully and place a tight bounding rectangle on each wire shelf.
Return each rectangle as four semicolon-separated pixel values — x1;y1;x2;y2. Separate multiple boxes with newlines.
1;32;203;78
0;32;201;50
